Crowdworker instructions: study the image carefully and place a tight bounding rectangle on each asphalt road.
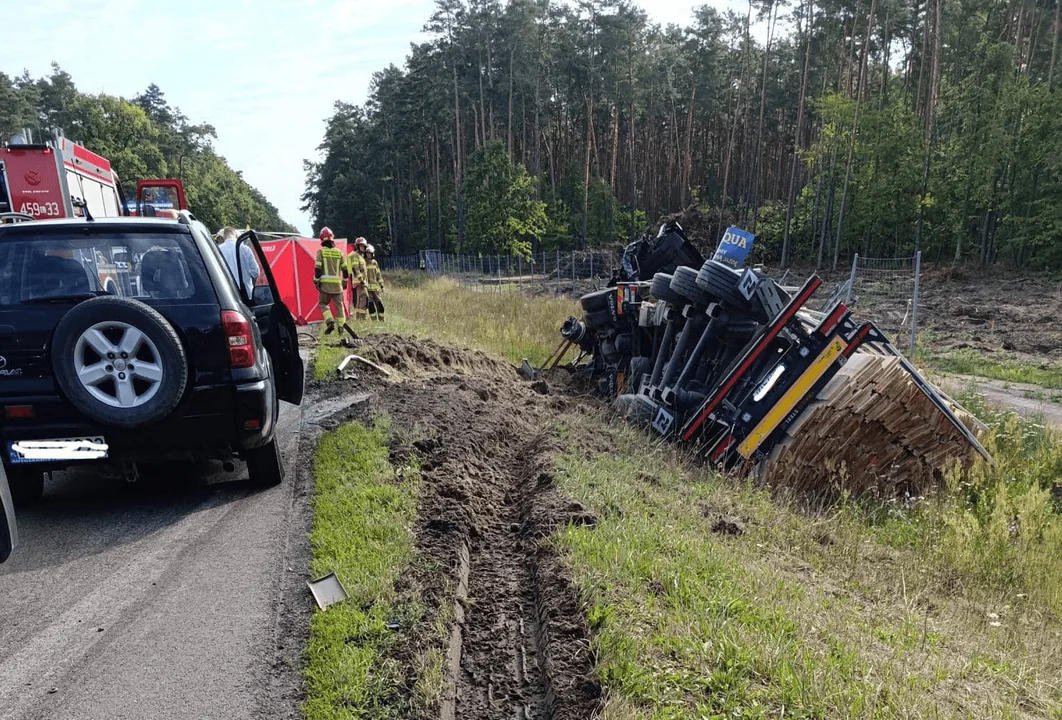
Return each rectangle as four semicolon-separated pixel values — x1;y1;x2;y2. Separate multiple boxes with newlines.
0;398;307;720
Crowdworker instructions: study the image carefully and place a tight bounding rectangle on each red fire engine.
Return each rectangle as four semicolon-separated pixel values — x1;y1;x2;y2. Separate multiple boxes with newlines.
0;132;185;221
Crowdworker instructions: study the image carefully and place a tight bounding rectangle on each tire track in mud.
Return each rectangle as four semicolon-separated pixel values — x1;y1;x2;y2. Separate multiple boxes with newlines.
354;334;602;720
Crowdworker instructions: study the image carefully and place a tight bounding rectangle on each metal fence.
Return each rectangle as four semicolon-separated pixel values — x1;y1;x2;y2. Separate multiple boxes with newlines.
381;249;627;297
381;249;924;357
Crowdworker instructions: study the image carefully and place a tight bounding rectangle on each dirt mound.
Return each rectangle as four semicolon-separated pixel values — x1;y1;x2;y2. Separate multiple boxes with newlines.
344;335;603;720
359;333;520;382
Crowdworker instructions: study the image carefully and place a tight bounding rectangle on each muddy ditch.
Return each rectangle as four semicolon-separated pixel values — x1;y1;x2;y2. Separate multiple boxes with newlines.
317;334;603;720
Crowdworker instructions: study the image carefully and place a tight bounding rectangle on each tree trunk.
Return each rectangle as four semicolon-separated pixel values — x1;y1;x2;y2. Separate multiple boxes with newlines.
1051;0;1060;91
782;0;814;267
583;95;593;247
817;152;835;269
915;0;942;256
751;1;778;232
508;47;515;155
833;0;877;270
452;59;464;255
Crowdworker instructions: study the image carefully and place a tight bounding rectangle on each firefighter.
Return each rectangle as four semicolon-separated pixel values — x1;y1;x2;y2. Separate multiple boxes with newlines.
347;237;370;322
313;227;348;335
364;244;385;322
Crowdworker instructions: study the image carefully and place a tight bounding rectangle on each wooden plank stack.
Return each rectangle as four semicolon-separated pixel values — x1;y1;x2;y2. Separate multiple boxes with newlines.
760;352;982;498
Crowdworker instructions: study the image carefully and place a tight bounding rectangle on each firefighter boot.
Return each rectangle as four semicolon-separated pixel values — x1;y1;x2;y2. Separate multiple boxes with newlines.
325;319;335;335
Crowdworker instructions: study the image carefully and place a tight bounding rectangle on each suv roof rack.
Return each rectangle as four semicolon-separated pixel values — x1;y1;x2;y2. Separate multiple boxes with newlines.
0;212;36;225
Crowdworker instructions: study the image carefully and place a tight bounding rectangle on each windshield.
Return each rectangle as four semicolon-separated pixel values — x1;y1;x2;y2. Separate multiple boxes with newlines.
0;231;214;306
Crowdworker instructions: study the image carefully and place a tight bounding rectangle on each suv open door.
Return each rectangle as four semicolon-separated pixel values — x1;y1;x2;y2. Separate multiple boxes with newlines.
0;463;17;564
235;231;305;405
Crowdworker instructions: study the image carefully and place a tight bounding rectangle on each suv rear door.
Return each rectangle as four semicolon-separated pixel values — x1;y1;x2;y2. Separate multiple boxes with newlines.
235;231;304;405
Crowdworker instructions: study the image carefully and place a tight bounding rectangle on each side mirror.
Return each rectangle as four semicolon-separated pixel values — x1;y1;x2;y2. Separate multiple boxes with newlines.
0;464;18;564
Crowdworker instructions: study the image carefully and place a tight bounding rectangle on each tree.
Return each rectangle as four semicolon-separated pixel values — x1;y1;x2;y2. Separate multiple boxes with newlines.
463;140;547;255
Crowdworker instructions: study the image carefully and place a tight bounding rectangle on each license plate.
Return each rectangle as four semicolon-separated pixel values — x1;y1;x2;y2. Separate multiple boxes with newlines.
8;437;108;464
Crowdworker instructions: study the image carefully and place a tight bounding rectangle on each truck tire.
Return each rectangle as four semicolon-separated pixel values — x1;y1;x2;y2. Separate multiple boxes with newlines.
7;466;44;505
613;393;659;426
650;273;686;305
580;289;613;313
583;308;612;330
246;438;284;487
670;266;712;306
51;297;188;429
696;260;745;304
627;356;652;392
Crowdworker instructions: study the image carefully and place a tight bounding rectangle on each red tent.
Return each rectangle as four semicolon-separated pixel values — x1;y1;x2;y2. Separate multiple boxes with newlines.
258;236;352;325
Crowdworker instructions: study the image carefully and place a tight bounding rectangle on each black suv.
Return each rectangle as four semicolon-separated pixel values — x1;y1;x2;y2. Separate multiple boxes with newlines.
0;213;304;501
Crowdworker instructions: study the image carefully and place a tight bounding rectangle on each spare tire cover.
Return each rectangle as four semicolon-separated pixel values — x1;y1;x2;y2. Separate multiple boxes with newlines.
51;296;189;429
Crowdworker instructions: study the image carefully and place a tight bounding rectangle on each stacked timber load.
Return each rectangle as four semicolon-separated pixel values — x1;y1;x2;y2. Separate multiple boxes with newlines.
761;352;983;498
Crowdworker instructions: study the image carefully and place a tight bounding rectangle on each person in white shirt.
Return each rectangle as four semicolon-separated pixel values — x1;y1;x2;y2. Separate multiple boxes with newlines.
217;227;260;295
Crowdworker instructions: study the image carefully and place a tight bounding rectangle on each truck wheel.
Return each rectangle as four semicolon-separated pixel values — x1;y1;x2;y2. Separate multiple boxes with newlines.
583;308;613;330
670;266;712;306
7;467;44;505
613;393;659;426
580;288;614;313
51;297;188;429
627;356;652;392
246;438;284;487
650;273;686;305
696;260;745;303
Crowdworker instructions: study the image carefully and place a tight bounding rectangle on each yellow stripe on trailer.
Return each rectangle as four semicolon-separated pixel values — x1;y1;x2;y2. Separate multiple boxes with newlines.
736;337;847;459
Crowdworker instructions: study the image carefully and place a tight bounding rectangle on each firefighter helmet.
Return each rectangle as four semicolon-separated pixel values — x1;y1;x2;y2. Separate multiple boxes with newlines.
319;227;334;242
355;236;367;247
365;244;375;255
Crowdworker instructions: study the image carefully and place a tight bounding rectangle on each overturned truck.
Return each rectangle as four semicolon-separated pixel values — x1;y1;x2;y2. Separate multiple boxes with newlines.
550;222;990;496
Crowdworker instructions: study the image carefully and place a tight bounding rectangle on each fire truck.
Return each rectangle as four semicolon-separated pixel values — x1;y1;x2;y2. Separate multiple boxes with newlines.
0;131;185;222
0;131;188;294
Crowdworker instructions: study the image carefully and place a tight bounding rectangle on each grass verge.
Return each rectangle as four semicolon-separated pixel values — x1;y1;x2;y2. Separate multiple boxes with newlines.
552;410;1062;718
923;347;1062;389
309;279;1062;718
303;417;421;720
314;273;578;379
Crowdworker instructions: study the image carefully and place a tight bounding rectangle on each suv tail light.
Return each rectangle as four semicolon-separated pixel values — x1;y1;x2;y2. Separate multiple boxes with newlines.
222;311;255;369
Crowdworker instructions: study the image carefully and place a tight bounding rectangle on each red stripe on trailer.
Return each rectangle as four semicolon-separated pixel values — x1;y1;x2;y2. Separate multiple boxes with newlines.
680;276;822;442
709;435;733;463
842;324;873;357
818;303;847;336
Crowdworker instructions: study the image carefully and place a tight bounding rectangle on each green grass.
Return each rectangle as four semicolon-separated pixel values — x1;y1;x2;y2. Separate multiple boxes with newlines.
314;273;579;380
923;348;1062;389
308;279;1062;718
303;417;422;720
551;412;1062;718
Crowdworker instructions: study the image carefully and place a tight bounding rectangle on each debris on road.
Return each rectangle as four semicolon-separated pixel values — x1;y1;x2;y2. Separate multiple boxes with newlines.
337;353;392;378
542;221;991;498
307;572;348;610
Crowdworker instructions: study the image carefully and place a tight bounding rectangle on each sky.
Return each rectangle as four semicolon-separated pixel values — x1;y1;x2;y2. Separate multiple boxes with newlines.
1;0;758;235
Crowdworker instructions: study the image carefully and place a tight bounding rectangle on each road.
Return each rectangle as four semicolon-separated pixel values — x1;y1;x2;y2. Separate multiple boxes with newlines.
935;373;1062;429
0;398;310;720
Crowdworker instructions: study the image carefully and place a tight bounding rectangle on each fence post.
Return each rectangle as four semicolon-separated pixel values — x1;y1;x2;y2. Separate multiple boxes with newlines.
909;251;922;359
844;253;859;305
542;251;546;292
590;251;594;279
572;250;576;284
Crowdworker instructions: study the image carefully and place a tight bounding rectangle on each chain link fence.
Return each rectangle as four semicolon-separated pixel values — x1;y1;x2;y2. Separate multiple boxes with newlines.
381;249;627;298
382;249;924;357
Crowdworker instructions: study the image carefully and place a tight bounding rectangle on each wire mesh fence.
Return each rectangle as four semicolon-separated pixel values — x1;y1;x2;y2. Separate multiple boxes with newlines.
381;249;627;298
382;249;924;357
843;253;922;356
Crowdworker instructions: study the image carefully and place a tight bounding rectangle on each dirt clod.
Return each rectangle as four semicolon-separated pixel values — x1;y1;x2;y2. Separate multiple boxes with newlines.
711;517;745;537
